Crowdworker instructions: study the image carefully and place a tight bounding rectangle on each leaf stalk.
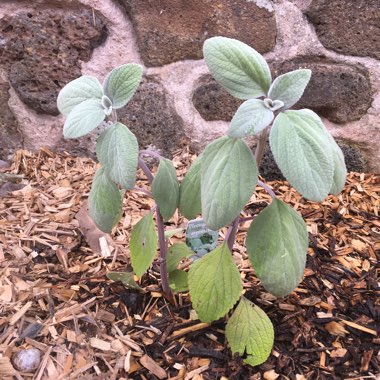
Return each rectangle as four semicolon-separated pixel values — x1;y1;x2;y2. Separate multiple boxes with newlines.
257;179;276;199
254;126;270;166
156;207;175;304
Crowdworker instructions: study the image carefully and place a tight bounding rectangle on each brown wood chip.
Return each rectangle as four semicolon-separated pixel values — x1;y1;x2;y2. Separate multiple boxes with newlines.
0;149;378;379
139;354;167;379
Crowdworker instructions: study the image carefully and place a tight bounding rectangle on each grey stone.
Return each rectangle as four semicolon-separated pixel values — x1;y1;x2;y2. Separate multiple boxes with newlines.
117;0;276;66
0;6;108;115
339;144;367;174
117;76;187;158
305;0;380;60
0;81;23;159
271;57;372;123
192;74;243;121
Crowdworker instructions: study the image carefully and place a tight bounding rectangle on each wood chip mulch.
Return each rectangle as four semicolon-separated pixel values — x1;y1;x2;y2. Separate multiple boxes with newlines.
0;148;379;380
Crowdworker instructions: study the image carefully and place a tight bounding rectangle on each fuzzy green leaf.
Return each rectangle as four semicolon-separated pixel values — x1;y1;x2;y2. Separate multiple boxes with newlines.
226;297;274;366
130;213;158;277
167;243;193;272
107;271;141;290
201;136;258;230
328;133;347;194
57;76;103;116
88;167;123;233
246;198;308;297
294;109;347;195
270;110;334;201
169;270;189;292
96;122;139;190
298;110;347;195
268;69;311;110
152;158;180;221
203;37;272;99
188;243;242;323
63;99;106;138
164;228;183;238
179;154;203;219
228;99;274;138
103;64;143;109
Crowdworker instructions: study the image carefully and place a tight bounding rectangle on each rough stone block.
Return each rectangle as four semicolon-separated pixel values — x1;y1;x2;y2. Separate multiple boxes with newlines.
0;81;23;159
193;58;372;125
117;0;276;66
271;57;372;123
305;0;380;60
192;74;243;121
0;6;108;115
117;76;187;158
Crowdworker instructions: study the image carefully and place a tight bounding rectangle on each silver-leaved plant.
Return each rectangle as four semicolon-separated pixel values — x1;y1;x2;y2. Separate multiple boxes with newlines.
57;36;347;367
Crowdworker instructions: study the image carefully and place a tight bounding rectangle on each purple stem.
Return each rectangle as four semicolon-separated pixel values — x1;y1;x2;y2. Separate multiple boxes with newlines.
156;208;174;303
139;150;163;161
225;216;240;251
138;158;154;183
257;179;276;199
106;108;118;125
132;186;153;198
138;155;174;303
239;215;256;224
254;127;270;166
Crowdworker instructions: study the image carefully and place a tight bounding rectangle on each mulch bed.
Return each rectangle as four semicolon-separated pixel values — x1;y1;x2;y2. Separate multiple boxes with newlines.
0;148;379;380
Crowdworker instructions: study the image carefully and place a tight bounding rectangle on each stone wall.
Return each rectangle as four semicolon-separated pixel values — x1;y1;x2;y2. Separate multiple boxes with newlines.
0;0;379;173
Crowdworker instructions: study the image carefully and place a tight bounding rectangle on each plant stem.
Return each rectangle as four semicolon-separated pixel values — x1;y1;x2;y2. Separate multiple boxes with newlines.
138;158;154;183
107;108;118;124
131;186;153;198
257;179;276;199
225;216;240;251
138;156;174;304
139;149;163;161
156;208;175;304
254;127;270;166
239;216;256;223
